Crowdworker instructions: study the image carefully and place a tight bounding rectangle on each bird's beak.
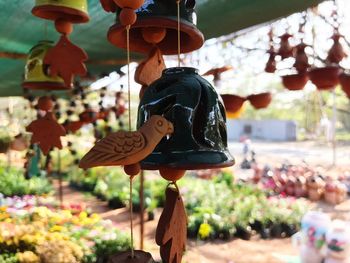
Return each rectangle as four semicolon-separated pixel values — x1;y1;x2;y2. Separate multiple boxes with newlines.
167;122;174;135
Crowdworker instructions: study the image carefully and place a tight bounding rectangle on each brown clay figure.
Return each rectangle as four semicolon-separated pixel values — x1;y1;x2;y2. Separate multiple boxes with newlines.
79;115;174;170
327;33;347;64
135;47;166;87
26;112;66;155
278;33;294;59
44;34;88;87
156;187;187;263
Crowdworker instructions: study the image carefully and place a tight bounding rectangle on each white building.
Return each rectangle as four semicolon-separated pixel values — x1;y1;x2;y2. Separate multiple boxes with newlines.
227;119;297;141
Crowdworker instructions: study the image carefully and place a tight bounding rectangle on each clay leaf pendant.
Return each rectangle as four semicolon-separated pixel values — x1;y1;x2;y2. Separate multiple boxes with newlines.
44;35;88;87
135;47;166;87
26;112;66;155
156;187;187;263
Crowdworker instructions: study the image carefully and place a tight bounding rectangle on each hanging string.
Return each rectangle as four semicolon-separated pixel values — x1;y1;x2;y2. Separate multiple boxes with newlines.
126;24;135;258
176;0;181;67
126;25;132;132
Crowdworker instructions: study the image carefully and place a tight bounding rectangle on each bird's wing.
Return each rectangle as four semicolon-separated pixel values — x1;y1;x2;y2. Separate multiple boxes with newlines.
79;130;145;169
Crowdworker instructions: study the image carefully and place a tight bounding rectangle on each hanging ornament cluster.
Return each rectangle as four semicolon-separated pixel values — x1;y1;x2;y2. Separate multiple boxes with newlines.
80;1;233;262
30;0;89;88
265;6;350;99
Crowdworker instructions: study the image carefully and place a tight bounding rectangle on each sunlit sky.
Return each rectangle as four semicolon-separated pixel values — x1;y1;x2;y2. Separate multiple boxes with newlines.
91;0;350;106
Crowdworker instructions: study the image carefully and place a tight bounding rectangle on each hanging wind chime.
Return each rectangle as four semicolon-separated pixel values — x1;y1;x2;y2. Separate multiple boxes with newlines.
23;0;90;155
80;0;234;262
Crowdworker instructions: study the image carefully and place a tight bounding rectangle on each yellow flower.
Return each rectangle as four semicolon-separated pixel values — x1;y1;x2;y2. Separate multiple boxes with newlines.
17;251;40;263
198;223;212;239
50;225;67;232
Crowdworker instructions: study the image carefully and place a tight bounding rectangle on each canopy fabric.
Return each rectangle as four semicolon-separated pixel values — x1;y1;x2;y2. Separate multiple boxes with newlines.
0;0;323;97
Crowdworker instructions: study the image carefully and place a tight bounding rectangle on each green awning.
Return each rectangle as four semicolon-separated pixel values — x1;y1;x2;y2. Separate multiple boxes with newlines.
0;0;324;96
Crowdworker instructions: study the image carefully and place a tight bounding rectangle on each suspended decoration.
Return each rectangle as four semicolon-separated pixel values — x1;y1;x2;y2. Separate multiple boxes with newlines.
293;43;310;73
308;65;341;91
26;96;66;155
246;92;272;110
31;0;89;88
106;0;204;55
265;29;277;73
326;33;347;64
203;65;233;86
137;67;234;170
265;51;277;73
22;41;66;90
221;94;246;113
282;72;309;91
339;72;350;98
82;1;233;262
277;33;294;59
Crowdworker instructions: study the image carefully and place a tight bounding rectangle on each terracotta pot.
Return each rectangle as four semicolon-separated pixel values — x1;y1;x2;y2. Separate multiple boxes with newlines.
282;73;309;91
220;94;246;113
247;92;272;109
339;72;350;98
10;135;28;151
308;66;341;90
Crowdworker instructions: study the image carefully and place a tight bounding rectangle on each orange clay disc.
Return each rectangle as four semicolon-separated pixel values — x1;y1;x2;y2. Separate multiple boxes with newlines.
37;96;54;112
55;19;73;35
142;27;167;44
124;163;141;177
119;8;137;26
113;0;144;9
159;168;186;181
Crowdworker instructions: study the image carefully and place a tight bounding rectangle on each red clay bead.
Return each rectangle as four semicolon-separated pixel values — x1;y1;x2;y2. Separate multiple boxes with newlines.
142;27;167;44
37;96;54;111
55;19;73;35
159;168;186;181
124;163;141;177
119;8;137;26
113;0;144;9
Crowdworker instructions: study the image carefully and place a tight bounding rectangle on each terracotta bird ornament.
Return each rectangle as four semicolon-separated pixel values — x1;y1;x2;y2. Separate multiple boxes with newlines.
79;115;174;174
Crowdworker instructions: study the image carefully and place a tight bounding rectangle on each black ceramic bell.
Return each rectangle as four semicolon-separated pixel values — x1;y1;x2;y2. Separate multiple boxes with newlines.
108;0;204;55
137;67;235;170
